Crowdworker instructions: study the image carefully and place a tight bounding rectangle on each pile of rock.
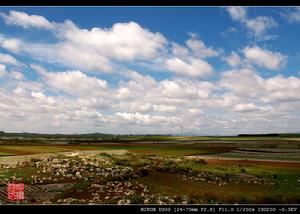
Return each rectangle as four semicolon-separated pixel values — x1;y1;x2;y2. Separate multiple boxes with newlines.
86;181;149;203
180;170;276;186
181;173;229;186
34;155;138;183
237;174;274;185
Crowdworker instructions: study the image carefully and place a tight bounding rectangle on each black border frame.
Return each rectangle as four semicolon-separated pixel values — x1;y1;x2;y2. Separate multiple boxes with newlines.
0;1;300;213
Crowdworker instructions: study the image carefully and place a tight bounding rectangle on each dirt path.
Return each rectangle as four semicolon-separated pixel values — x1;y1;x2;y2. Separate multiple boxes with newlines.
0;150;129;166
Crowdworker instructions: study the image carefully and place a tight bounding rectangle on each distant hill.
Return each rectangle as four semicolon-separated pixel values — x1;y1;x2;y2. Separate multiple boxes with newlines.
0;131;114;139
238;133;300;137
1;131;300;140
238;133;279;137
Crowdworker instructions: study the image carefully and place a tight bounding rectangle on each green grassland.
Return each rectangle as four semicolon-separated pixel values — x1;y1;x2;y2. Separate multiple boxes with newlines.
0;152;14;157
111;153;300;203
1;140;300;160
1;136;300;204
0;145;93;155
80;144;233;156
1;131;300;144
1;152;299;204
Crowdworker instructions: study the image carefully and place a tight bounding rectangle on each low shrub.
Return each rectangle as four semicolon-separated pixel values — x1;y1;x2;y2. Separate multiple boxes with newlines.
113;159;130;166
239;195;250;204
137;168;149;177
189;159;207;165
30;158;42;163
240;168;246;173
125;195;145;204
99;153;112;158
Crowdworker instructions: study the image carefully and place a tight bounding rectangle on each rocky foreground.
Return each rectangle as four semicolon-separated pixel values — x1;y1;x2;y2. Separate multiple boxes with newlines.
0;151;296;204
0;152;190;204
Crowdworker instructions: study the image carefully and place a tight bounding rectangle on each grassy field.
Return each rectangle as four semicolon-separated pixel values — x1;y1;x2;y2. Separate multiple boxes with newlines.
0;145;94;156
0;151;299;204
0;152;14;157
0;144;233;156
80;144;234;156
117;153;300;204
0;138;300;204
212;149;300;161
1;133;300;144
1;140;300;160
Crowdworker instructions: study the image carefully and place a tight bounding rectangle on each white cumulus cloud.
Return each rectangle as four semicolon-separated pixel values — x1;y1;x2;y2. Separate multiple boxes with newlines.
165;57;213;77
245;16;278;38
283;7;300;23
0;53;24;67
185;37;219;58
0;63;7;77
226;7;278;39
243;46;287;70
40;70;108;97
224;51;242;67
1;10;55;29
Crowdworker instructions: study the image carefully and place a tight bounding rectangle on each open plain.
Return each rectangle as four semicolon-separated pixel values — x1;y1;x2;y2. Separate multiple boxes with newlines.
0;135;300;204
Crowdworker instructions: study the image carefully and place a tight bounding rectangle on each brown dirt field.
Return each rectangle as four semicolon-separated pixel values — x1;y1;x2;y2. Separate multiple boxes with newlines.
0;145;96;155
136;172;270;203
187;155;300;169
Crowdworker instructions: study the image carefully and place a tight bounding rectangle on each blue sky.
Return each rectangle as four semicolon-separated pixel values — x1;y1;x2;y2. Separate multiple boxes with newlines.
0;7;300;135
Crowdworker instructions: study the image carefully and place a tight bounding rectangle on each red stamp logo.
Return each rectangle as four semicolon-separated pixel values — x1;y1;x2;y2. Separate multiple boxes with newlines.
7;183;24;201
